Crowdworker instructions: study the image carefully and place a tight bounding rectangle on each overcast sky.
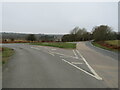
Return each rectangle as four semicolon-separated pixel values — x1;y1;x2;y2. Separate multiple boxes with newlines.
2;2;118;34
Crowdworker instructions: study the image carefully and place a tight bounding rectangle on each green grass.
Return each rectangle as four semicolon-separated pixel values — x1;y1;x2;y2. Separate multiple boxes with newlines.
1;47;14;64
105;40;120;46
30;42;76;49
92;41;119;52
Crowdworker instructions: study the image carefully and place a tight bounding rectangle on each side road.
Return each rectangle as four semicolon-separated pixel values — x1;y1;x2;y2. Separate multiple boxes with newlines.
76;41;118;88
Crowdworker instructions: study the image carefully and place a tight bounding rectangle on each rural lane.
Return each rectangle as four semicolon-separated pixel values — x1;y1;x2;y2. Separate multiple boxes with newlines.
76;41;118;88
2;42;118;88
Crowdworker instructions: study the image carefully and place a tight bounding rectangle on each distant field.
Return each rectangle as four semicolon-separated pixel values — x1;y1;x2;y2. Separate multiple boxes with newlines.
30;42;76;49
92;40;120;52
1;47;14;64
105;40;120;46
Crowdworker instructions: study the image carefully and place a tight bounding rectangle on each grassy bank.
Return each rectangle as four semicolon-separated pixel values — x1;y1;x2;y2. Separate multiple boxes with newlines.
30;42;76;49
1;47;14;64
92;40;120;52
105;40;119;46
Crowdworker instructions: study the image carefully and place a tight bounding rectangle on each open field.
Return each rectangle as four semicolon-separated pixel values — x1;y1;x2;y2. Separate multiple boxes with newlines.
105;40;120;46
1;47;14;64
30;42;76;49
92;40;120;52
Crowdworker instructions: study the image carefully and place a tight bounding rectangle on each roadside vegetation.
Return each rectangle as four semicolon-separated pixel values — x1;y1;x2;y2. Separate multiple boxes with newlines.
105;40;119;46
92;40;120;52
90;25;120;52
1;47;14;64
30;42;76;49
61;25;120;52
62;25;119;42
2;25;120;52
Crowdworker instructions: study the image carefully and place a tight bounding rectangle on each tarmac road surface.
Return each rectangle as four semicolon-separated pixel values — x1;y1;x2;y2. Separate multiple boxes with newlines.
2;42;118;88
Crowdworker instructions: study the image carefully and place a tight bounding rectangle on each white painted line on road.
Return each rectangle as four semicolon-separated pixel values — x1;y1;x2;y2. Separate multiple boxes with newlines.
59;55;78;59
76;50;102;80
31;47;37;49
71;62;83;64
51;49;56;50
31;47;55;56
51;52;78;59
31;46;78;59
62;59;102;80
31;47;41;50
48;51;55;56
48;52;55;56
73;50;79;59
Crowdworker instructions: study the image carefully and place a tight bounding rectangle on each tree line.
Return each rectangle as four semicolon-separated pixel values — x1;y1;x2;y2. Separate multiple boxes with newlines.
62;25;120;42
2;25;119;42
26;34;55;42
2;32;63;42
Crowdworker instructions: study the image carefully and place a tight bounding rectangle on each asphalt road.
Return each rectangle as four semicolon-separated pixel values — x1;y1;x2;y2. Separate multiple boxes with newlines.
2;42;118;88
77;41;118;88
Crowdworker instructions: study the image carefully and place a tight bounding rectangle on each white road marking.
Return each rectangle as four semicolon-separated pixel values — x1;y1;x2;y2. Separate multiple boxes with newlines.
47;50;55;56
76;50;102;80
31;47;76;59
71;62;83;64
48;52;55;56
31;46;102;80
36;48;41;50
31;47;41;50
51;49;56;50
62;59;102;80
73;50;79;59
31;47;55;56
51;52;78;59
59;55;78;59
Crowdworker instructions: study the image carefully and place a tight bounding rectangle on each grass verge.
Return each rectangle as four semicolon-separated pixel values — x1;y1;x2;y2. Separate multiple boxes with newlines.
0;47;14;64
92;41;119;52
30;42;76;49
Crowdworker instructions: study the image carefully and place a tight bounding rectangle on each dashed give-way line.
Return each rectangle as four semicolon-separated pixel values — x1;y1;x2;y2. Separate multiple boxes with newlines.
31;46;102;80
